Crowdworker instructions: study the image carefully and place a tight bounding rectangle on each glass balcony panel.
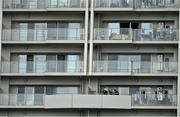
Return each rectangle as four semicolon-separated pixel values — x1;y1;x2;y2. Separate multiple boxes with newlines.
93;60;177;74
135;0;176;8
134;28;178;41
132;61;177;73
3;0;85;9
94;28;131;40
8;94;44;106
93;61;130;73
46;56;57;72
34;55;46;73
2;28;84;41
0;93;177;107
132;94;177;106
95;0;132;8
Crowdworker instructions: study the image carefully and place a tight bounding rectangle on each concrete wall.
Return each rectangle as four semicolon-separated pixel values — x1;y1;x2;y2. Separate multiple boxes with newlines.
45;95;131;109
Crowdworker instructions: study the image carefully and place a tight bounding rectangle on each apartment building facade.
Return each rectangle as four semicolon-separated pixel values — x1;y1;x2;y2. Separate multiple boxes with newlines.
0;0;179;117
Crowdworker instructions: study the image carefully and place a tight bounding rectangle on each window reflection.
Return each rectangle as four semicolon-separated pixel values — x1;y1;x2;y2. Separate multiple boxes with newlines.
35;23;46;41
34;55;46;73
19;55;27;73
67;55;79;72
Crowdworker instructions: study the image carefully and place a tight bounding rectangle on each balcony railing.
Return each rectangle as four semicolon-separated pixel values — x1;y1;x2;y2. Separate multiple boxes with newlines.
94;28;132;40
95;0;133;8
135;0;177;9
0;94;44;106
132;94;177;106
3;0;86;9
93;61;177;74
134;28;178;41
132;61;177;74
94;28;178;42
0;94;176;107
2;28;85;41
93;61;131;73
1;60;84;74
3;0;178;9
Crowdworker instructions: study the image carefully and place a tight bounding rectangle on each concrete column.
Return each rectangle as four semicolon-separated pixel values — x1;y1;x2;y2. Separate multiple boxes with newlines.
0;0;3;82
89;0;94;75
83;0;89;75
177;10;180;117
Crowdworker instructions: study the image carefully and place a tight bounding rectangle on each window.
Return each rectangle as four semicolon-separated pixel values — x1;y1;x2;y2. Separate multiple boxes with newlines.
46;86;56;95
59;0;68;7
34;55;46;73
19;23;28;41
67;55;79;72
141;55;151;73
50;0;58;8
35;23;46;41
108;23;120;38
46;55;57;72
34;86;44;105
57;55;66;72
47;23;57;40
46;86;79;95
17;87;34;105
56;87;79;94
27;0;37;8
19;55;27;73
69;0;80;7
68;23;81;40
140;23;154;41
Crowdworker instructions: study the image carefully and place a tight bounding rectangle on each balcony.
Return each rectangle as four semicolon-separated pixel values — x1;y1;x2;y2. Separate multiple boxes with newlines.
45;94;131;109
0;94;176;109
3;0;86;11
132;61;178;76
93;61;131;75
135;0;179;10
94;0;133;11
131;94;177;108
94;28;132;43
2;28;85;44
1;60;84;76
93;28;178;44
0;94;44;108
133;28;178;44
93;61;177;76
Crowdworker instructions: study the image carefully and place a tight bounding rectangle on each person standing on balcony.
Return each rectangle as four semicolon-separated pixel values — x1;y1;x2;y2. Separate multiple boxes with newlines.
103;88;108;95
164;90;169;104
113;89;119;95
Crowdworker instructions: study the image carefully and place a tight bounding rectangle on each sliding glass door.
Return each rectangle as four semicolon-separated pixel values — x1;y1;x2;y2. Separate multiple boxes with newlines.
68;23;81;40
17;87;34;105
140;23;153;41
34;55;46;73
18;55;27;73
67;55;79;72
35;23;46;41
46;55;57;72
108;23;120;40
24;87;34;105
108;55;118;72
19;23;28;41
